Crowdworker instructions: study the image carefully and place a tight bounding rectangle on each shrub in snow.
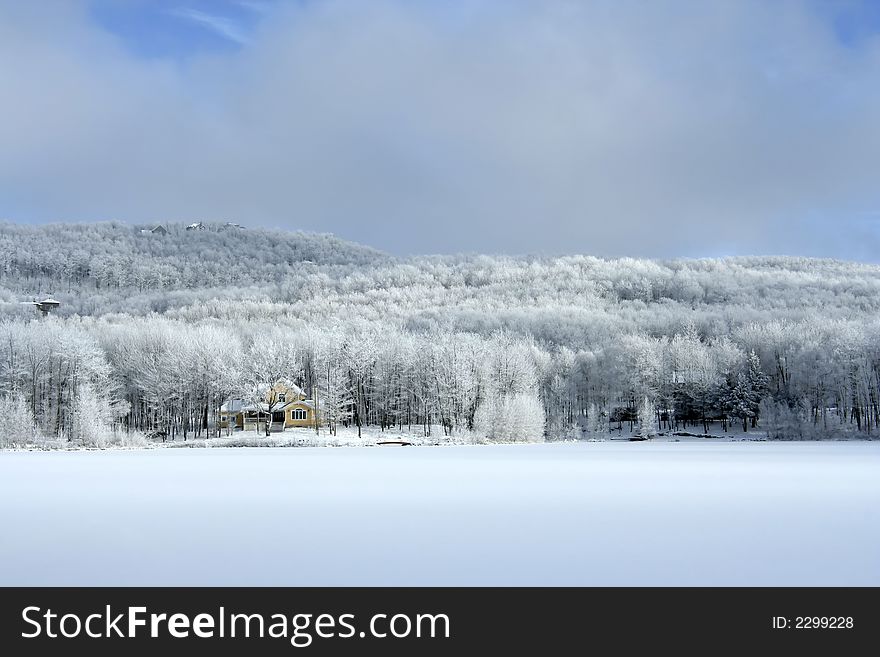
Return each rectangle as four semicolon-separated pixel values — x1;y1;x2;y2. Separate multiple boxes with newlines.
475;393;545;443
760;399;808;440
70;384;114;447
115;431;148;448
635;396;657;438
584;402;608;437
0;394;38;447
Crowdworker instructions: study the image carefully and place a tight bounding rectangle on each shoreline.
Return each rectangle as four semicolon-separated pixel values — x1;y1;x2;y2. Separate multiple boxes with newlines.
2;434;876;452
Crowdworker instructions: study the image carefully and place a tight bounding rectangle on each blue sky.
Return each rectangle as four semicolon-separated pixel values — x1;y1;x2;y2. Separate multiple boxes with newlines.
1;0;880;259
89;0;276;58
824;0;880;46
87;0;880;59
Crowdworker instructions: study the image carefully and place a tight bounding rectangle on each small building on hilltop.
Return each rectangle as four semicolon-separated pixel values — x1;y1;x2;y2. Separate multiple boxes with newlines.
22;297;61;317
186;222;206;231
36;297;60;316
140;225;168;235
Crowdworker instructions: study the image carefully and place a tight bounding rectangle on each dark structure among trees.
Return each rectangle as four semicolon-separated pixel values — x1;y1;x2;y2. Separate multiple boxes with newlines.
22;297;60;317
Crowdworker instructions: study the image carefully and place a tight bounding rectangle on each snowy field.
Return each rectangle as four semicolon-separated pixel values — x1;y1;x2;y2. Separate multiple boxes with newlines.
1;442;878;586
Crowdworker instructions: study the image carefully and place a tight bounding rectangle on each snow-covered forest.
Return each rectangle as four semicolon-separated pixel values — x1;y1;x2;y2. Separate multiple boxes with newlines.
1;221;879;447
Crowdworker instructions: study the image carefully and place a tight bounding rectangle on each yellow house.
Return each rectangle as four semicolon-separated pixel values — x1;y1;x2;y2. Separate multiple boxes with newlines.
219;381;320;432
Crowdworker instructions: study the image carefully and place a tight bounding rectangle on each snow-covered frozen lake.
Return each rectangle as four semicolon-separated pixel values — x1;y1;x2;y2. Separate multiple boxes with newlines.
1;442;878;586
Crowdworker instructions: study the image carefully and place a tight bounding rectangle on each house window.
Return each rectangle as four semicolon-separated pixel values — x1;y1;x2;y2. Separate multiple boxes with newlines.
278;394;286;402
291;409;307;420
221;415;227;422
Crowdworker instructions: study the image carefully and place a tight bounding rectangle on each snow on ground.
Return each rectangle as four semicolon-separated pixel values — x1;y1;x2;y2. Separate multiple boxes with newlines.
174;426;478;448
113;425;818;449
0;442;878;586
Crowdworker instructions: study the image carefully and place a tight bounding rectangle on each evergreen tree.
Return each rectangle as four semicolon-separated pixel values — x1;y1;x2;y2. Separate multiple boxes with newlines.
726;351;769;432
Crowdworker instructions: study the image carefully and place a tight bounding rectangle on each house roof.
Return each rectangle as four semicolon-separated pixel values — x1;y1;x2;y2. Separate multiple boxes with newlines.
220;399;246;412
235;399;321;414
285;385;304;397
280;399;317;410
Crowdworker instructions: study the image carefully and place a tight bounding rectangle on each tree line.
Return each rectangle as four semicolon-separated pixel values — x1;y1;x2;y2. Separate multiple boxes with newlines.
0;312;878;447
0;222;878;446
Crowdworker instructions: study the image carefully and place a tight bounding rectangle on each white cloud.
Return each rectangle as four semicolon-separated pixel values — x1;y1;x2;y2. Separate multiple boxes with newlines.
233;0;272;15
0;0;879;259
168;6;250;44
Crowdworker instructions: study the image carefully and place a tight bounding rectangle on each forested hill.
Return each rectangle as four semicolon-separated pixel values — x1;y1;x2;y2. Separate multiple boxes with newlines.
2;220;880;444
0;221;389;315
2;220;880;323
